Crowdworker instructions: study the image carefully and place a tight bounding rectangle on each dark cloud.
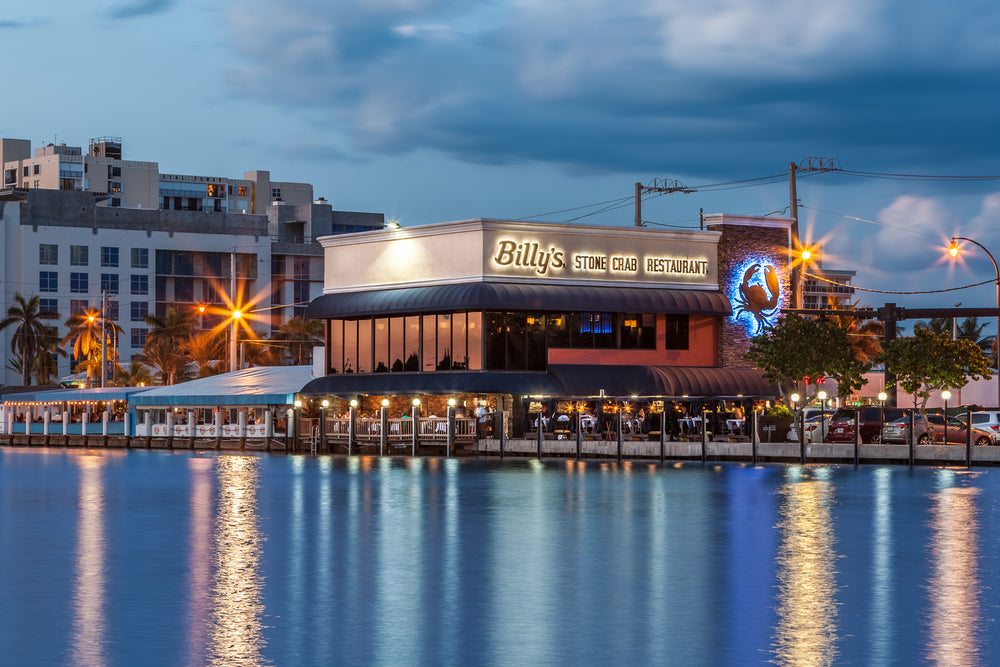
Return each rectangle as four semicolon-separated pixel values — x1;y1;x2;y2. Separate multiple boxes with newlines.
221;1;1000;182
108;0;175;19
0;20;32;28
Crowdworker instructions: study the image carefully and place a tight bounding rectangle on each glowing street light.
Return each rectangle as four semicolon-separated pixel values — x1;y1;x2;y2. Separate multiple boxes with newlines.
948;237;1000;408
230;309;243;373
942;389;952;444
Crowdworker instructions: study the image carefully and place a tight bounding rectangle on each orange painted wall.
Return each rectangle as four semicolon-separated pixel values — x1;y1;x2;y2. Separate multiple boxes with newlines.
548;314;717;366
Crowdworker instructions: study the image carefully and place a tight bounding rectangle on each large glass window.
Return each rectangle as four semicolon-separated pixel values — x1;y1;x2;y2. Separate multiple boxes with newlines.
204;254;224;277
39;298;58;315
485;312;505;370
356;320;372;373
622;313;656;349
174;278;193;303
505;313;527;370
70;272;88;294
373;318;389;372
664;315;689;350
404;316;420;371
131;248;149;269
548;313;570;348
39;244;58;265
467;312;482;370
70;245;89;266
526;314;547;369
101;273;119;295
437;314;452;370
452;313;468;370
39;271;57;292
131;275;149;295
328;320;343;374
101;247;119;267
131;328;147;349
389;316;405;372
422;314;436;371
343;319;357;373
131;301;149;322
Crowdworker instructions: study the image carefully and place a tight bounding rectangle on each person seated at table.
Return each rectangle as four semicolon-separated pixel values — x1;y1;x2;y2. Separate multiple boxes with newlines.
668;403;682;438
646;410;662;435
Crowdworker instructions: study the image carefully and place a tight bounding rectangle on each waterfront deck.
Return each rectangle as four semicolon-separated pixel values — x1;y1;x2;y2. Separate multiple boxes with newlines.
5;424;1000;466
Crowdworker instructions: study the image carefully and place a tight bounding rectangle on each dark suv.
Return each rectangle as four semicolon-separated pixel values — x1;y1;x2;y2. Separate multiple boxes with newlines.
825;407;905;444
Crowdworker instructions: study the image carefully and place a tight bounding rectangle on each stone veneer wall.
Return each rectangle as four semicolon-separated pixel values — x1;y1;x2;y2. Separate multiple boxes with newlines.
708;219;792;368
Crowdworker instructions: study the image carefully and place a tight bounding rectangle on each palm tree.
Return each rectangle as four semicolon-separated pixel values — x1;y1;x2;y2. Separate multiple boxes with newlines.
271;316;324;365
183;329;225;378
914;316;993;358
62;310;124;387
0;293;57;385
114;360;155;387
33;324;67;385
141;307;197;385
239;329;280;367
823;296;884;364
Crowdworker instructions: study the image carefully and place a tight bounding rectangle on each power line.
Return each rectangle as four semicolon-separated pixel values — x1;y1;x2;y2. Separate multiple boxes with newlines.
806;271;994;295
835;169;1000;182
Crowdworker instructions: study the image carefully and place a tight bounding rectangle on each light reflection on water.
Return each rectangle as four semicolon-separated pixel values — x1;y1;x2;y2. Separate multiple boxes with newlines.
925;470;982;665
71;454;107;667
870;467;894;667
5;452;1000;665
772;466;839;666
185;457;213;666
209;456;266;666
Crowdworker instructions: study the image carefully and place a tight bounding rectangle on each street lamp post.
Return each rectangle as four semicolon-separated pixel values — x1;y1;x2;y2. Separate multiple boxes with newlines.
942;390;951;445
230;309;242;373
878;391;888;443
790;392;801;443
817;390;828;442
950;237;1000;408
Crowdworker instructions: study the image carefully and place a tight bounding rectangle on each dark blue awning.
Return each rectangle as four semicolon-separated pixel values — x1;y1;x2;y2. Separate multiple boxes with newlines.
300;371;563;397
305;282;731;319
299;365;776;399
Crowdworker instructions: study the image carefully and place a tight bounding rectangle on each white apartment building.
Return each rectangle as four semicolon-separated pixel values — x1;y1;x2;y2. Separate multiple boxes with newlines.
1;136;313;214
802;267;856;309
0;188;383;386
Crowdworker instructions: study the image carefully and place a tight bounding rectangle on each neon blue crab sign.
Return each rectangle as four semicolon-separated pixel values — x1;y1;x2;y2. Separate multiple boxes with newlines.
728;258;782;335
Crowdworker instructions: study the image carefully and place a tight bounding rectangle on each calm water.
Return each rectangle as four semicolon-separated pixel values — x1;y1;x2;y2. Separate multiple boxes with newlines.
2;449;999;666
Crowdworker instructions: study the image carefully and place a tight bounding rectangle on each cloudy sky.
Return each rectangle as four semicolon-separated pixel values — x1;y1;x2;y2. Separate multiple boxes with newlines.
3;0;1000;317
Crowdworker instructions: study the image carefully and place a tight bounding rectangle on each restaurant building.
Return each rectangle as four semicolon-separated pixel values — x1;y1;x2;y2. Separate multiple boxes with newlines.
301;215;789;434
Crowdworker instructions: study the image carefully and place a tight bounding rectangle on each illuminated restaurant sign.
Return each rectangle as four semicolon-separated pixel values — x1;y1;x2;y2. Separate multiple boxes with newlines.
489;238;712;281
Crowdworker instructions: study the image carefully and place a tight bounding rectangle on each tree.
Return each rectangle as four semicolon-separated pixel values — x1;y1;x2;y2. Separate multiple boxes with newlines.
874;327;993;415
183;330;225;378
914;316;993;359
0;293;58;385
823;297;884;364
270;316;324;365
240;329;280;367
744;313;871;401
33;324;67;385
140;307;197;385
114;361;154;387
62;310;123;388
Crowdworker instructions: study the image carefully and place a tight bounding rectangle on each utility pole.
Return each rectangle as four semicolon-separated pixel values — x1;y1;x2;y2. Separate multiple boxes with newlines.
788;158;839;308
100;290;107;388
634;179;694;227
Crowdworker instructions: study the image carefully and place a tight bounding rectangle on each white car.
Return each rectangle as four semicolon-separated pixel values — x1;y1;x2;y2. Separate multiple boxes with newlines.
968;411;1000;436
786;414;832;443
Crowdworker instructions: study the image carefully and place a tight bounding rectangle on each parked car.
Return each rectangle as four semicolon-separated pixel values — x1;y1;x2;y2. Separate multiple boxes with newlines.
825;407;905;444
881;413;996;446
968;411;1000;436
786;414;833;443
